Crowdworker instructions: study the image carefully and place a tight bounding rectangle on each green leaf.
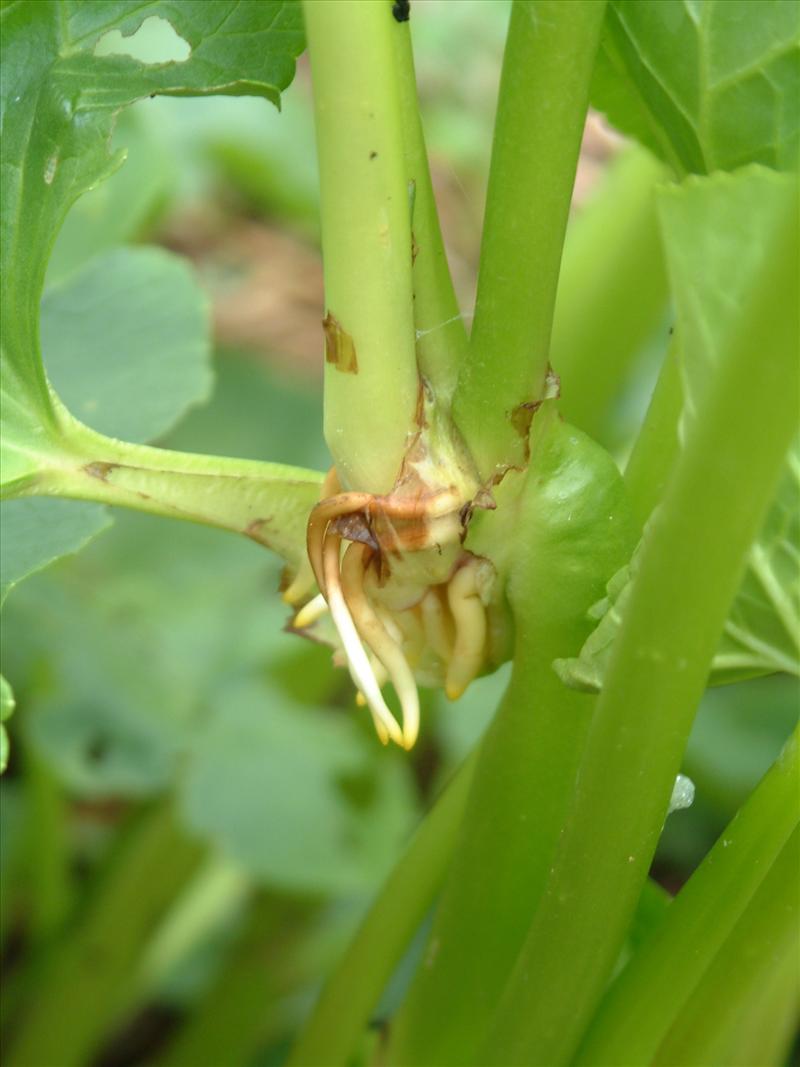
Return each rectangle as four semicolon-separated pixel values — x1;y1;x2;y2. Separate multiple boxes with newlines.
556;441;800;689
592;0;800;174
180;678;419;894
3;349;327;799
557;171;800;693
41;246;213;442
1;0;303;484
45;108;173;287
2;244;213;604
0;674;14;773
660;169;798;428
0;498;111;606
7;508;301;797
718;449;799;679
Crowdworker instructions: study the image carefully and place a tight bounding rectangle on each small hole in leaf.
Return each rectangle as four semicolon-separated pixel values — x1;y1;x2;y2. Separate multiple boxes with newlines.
94;16;191;65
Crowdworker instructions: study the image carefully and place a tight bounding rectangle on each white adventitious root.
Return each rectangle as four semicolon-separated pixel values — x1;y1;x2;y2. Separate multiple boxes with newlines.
292;473;492;749
342;542;420;749
322;531;404;746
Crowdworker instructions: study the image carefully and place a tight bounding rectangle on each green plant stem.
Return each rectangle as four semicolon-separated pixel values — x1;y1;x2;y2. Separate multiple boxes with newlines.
155;894;317;1067
624;335;682;533
391;19;468;401
453;0;607;479
288;752;477;1067
389;639;596;1065
304;0;419;493
23;745;73;945
479;197;800;1067
29;415;322;572
657;838;800;1067
550;145;669;446
388;413;632;1066
576;728;800;1066
7;801;204;1067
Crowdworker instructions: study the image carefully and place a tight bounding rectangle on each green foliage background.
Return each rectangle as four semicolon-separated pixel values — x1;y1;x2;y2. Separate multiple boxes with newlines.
1;2;797;1066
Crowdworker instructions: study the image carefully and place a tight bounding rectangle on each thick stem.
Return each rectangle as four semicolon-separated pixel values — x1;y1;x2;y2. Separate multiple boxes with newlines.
624;335;682;534
655;834;799;1067
388;417;633;1066
480;195;800;1067
576;729;799;1065
391;19;468;401
452;0;607;479
304;0;419;493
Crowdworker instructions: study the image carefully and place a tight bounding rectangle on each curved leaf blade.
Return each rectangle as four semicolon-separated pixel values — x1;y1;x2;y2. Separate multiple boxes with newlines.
41;246;213;443
1;0;304;588
1;0;303;486
0;497;112;606
557;170;800;693
592;0;800;174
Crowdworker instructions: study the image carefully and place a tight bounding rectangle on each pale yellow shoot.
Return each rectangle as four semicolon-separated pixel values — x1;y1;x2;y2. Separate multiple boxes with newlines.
445;559;488;700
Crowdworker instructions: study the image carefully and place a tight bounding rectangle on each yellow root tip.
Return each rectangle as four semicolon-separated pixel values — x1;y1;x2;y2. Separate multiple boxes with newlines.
293;593;329;630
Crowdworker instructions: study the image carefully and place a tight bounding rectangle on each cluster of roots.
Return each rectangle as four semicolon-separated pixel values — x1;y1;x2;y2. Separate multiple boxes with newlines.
284;470;492;749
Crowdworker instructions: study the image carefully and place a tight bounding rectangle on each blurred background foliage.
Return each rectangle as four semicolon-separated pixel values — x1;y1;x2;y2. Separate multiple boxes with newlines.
0;4;796;1065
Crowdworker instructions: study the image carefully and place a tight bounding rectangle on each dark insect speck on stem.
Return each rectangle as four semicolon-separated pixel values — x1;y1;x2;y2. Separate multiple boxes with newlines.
370;150;378;160
392;0;410;23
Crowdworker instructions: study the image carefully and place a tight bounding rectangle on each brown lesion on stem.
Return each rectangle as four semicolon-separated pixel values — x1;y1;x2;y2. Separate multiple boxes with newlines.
84;461;117;481
245;517;272;543
510;365;561;445
322;312;358;374
478;364;563;493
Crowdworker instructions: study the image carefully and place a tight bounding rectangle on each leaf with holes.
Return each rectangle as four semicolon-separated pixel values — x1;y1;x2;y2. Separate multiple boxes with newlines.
1;0;306;602
0;0;303;495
